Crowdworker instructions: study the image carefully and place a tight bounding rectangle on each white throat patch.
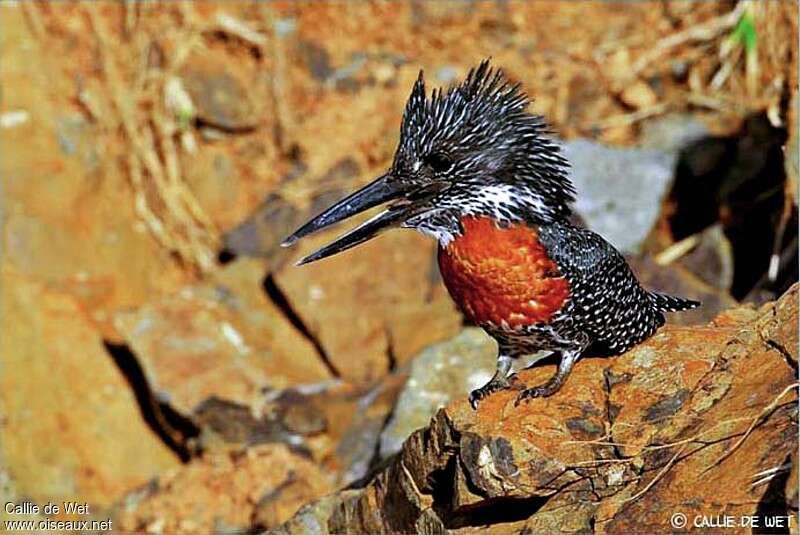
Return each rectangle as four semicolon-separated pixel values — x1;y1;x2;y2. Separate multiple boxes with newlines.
403;183;550;247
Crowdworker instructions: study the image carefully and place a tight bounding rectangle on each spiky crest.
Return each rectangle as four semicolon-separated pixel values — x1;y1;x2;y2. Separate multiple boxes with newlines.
399;60;532;157
394;59;575;235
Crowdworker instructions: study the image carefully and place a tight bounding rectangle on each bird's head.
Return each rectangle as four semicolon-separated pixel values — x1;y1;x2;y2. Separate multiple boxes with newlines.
282;60;575;265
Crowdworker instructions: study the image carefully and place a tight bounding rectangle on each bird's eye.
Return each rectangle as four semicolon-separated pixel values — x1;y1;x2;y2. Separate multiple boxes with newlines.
423;152;453;174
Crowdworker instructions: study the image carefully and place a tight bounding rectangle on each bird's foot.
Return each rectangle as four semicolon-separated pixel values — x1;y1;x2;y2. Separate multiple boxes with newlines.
469;375;518;409
514;378;563;406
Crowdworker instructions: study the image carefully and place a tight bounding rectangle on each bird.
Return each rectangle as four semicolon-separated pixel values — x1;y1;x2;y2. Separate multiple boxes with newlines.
281;60;700;408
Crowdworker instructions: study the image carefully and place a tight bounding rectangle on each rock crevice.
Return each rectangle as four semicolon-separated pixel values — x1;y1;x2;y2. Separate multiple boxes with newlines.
262;273;341;377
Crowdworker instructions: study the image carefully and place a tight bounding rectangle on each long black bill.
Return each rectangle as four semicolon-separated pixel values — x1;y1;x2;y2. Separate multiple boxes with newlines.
281;173;410;265
294;208;407;266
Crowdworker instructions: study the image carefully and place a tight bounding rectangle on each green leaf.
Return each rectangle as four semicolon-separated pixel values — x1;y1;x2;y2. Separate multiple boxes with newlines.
732;12;757;54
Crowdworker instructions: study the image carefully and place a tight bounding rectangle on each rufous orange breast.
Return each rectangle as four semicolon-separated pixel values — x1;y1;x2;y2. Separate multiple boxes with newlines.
437;216;570;329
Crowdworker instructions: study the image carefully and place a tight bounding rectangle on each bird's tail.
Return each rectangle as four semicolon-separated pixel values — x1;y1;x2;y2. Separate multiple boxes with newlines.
648;291;701;313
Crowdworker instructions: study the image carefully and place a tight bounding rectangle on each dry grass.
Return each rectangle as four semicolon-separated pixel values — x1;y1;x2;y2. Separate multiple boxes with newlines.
84;5;219;274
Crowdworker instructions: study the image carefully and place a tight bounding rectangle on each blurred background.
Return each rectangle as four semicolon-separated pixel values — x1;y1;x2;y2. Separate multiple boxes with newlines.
1;1;797;533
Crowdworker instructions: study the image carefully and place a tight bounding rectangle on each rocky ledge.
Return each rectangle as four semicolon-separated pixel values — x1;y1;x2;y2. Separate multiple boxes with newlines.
270;284;798;534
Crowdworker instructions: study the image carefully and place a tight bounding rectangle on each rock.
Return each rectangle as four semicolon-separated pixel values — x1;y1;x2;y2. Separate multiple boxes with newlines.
628;256;737;325
0;268;179;509
0;467;44;527
329;373;407;485
435;65;460;84
188;369;406;486
262;374;407;486
266;492;363;535
55;114;100;165
116;444;333;534
563;139;676;254
113;258;332;416
639;113;711;153
0;9;197;342
274;217;462;384
192;397;313;457
221;158;359;271
760;0;798;205
182;141;285;234
598;288;797;532
619;80;657;109
2;106;193;342
408;1;480;26
675;223;735;292
269;284;798;534
328;53;369;93
180;49;260;131
786;88;798;205
297;40;334;82
379;329;497;458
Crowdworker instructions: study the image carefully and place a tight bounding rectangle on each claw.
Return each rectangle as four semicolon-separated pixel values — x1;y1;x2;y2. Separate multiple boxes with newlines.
514;381;561;406
469;392;483;410
469;386;496;409
469;374;519;409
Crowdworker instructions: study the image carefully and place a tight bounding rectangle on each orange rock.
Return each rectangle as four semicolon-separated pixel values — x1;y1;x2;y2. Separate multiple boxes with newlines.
0;268;179;510
117;444;334;534
275;222;462;383
270;284;798;534
113;259;332;415
0;7;192;341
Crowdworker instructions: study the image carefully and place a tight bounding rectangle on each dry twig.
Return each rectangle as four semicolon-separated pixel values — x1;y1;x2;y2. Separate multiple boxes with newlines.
216;12;268;47
622;443;688;504
702;382;799;474
632;1;747;75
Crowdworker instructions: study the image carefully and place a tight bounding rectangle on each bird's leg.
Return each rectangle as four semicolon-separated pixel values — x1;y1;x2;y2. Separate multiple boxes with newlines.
515;346;583;405
469;353;517;409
